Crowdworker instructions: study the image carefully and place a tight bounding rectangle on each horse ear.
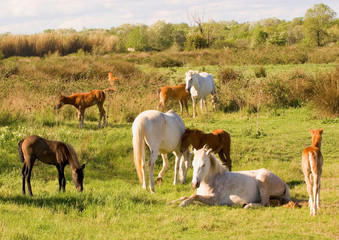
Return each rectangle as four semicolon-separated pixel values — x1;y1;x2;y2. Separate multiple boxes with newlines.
319;128;323;134
82;164;86;169
206;148;213;155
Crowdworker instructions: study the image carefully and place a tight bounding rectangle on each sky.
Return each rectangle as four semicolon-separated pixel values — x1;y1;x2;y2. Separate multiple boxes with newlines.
0;0;338;35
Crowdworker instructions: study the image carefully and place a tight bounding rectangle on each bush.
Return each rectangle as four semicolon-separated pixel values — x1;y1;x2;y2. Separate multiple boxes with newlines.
219;67;241;84
254;66;266;78
184;33;208;51
309;67;339;117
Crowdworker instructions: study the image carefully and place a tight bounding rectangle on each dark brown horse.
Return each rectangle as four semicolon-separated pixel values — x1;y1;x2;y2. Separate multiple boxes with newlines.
180;128;232;171
157;84;190;115
18;135;85;196
54;89;114;128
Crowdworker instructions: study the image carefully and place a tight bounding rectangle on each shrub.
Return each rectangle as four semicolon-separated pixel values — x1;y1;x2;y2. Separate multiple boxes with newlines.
254;66;266;78
309;67;339;117
184;33;208;51
219;67;241;84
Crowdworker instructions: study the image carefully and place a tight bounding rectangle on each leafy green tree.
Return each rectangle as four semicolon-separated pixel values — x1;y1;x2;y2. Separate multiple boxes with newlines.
126;25;149;51
147;20;174;51
303;3;336;46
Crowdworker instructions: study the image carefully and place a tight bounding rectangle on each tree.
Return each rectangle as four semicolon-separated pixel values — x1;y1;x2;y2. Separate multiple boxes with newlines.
303;3;336;46
147;20;174;51
126;25;149;51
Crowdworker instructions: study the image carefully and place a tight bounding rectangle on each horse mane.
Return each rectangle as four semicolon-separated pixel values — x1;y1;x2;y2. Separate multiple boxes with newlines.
65;144;81;169
56;142;80;169
209;152;227;175
187;70;199;77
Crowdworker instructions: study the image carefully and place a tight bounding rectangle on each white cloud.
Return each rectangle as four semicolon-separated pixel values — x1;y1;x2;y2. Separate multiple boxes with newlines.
1;0;338;34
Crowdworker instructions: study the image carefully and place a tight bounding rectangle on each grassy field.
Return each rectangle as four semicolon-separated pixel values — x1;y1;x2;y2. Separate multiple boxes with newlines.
0;106;338;239
0;52;338;239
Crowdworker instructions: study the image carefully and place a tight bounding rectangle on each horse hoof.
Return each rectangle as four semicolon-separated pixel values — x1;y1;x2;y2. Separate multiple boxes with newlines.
156;177;163;185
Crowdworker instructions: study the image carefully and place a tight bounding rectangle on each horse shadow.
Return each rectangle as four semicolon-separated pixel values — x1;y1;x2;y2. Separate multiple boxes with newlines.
286;180;304;189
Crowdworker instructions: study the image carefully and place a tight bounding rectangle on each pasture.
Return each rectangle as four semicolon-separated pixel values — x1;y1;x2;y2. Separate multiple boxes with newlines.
0;53;338;239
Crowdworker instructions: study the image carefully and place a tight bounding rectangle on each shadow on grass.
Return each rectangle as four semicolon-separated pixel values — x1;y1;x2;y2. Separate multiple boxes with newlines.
0;190;165;212
286;180;304;189
0;194;103;212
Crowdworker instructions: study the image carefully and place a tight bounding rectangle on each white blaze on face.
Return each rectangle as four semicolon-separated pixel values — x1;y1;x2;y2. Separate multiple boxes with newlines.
191;150;209;188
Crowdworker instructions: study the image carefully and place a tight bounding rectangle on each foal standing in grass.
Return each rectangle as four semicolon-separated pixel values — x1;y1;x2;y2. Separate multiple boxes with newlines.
54;88;114;128
18;135;85;196
157;84;190;115
302;128;324;216
180;128;232;171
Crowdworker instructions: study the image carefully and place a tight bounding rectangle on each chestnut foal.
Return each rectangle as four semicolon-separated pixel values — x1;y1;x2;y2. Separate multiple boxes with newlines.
302;128;324;216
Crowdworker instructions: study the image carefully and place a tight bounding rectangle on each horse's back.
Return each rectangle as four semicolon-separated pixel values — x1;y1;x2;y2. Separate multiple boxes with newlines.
194;72;216;97
243;168;288;197
216;171;260;205
21;135;55;162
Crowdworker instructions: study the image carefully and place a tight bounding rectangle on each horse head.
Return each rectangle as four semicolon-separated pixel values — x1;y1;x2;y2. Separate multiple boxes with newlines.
191;146;213;188
72;164;85;192
211;94;218;110
310;128;323;149
54;95;66;110
185;70;195;92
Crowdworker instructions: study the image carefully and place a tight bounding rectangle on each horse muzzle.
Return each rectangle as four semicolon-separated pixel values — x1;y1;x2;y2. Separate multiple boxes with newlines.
192;181;200;188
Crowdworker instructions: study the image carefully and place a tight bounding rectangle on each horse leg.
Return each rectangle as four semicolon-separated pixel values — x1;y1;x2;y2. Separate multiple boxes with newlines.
304;173;314;215
97;103;106;127
179;153;187;183
57;166;66;192
156;154;169;185
224;145;232;171
218;151;228;168
184;99;189;115
21;164;27;195
257;180;270;207
312;173;320;215
26;165;34;196
173;152;182;185
148;149;159;193
78;108;85;128
243;203;264;209
179;100;184;115
192;96;197;118
179;194;217;207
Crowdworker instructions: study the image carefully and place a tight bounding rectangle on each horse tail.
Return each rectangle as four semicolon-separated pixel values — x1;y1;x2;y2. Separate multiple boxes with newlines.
157;88;161;96
18;139;25;162
132;117;146;184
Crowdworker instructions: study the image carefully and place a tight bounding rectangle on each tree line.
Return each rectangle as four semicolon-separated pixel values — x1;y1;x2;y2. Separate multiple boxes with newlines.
0;3;337;58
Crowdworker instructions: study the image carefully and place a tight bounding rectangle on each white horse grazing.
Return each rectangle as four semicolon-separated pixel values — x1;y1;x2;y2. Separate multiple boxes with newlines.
185;70;217;117
132;110;190;193
173;146;290;208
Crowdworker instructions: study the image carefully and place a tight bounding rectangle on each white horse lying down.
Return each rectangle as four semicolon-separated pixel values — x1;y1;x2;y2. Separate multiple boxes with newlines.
185;70;217;117
173;146;290;208
132;110;190;193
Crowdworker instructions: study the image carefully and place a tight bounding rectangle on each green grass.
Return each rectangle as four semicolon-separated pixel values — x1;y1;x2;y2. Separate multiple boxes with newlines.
0;107;338;239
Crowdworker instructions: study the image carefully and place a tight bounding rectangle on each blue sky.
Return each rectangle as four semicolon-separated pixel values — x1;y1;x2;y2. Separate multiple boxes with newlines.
0;0;338;34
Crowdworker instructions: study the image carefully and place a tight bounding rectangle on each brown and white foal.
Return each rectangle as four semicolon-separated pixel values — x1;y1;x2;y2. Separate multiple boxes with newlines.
302;128;324;216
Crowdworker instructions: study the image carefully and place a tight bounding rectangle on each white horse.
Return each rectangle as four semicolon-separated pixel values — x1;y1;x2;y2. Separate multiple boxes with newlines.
173;146;290;208
132;110;190;193
185;70;217;117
